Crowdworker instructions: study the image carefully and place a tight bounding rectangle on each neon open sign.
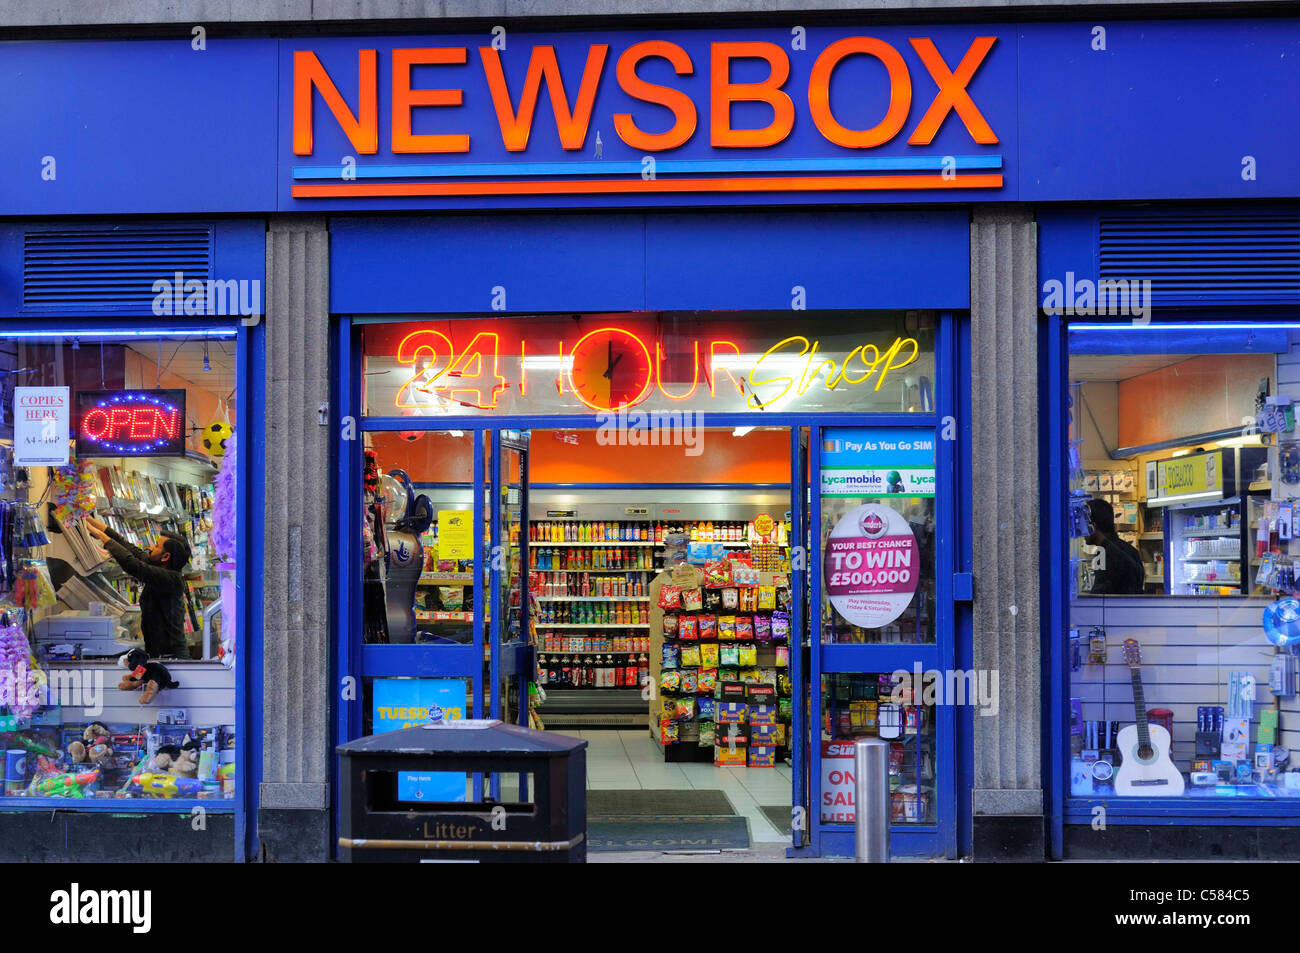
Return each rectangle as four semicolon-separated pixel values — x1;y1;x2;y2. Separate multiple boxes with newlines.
75;389;187;457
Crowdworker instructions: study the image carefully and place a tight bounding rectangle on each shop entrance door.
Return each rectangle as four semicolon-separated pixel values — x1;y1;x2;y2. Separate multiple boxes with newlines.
488;430;531;724
349;427;533;803
798;423;957;858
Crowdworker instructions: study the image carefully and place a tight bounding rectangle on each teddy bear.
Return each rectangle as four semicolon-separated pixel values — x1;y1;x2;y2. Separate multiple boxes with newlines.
66;722;114;767
118;649;180;704
153;736;200;778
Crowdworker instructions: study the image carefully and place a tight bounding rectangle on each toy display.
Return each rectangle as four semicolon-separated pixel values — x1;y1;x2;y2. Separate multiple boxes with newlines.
0;343;238;812
66;722;113;767
29;767;100;798
154;736;200;778
126;772;204;798
117;649;180;704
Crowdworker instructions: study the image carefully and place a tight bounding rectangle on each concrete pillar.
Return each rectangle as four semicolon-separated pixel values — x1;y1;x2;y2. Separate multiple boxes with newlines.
969;208;1044;860
259;217;332;861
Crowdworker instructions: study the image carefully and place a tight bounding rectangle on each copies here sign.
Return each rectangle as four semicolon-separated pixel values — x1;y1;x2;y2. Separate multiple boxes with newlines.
14;387;70;466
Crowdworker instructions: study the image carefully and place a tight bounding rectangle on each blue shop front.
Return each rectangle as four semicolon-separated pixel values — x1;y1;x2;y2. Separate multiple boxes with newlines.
0;14;1297;861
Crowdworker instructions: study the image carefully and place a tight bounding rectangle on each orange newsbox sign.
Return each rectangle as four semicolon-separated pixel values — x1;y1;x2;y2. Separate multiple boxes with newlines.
292;37;999;157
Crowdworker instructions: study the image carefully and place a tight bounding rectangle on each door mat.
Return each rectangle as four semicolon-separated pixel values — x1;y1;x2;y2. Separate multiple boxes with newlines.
760;805;793;836
587;814;751;852
586;789;735;815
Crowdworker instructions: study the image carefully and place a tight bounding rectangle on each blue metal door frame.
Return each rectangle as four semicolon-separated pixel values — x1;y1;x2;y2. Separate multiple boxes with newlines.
796;312;960;859
789;427;810;849
332;312;969;859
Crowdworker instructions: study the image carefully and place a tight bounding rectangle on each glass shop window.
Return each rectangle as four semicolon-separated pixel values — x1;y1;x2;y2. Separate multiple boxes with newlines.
0;334;239;802
1066;325;1300;801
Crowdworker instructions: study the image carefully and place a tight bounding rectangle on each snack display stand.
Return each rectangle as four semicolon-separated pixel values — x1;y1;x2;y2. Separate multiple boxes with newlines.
649;562;794;766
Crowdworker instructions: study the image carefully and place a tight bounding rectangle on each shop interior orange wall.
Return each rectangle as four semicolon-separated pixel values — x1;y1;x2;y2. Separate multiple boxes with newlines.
1117;353;1274;448
368;429;793;484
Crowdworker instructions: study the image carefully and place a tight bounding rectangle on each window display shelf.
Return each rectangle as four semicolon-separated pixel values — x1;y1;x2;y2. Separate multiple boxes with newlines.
536;596;648;602
414;610;473;622
545;623;649;630
419;572;473;584
654;541;751;548
530;541;654;547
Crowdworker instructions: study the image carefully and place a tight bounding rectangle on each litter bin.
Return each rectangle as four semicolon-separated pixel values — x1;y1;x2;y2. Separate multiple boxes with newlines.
337;719;587;863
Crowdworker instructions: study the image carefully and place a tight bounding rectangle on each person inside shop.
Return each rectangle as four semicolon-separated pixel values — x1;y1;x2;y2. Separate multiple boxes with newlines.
84;516;192;658
1085;497;1145;595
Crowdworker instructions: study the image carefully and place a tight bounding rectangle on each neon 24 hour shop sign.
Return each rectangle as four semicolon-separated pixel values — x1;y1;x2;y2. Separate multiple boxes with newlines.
393;327;920;412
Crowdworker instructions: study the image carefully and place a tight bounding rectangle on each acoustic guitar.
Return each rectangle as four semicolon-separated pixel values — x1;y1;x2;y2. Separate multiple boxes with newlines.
1114;639;1185;796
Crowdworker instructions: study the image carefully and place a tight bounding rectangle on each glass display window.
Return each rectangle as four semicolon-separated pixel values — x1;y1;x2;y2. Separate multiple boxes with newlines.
1066;324;1300;802
0;333;239;803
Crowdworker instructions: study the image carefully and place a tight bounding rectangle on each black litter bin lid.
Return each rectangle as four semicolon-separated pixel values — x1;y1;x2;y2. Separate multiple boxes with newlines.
337;719;587;758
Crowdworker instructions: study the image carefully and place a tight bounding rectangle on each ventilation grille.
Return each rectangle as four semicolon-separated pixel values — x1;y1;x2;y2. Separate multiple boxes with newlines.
1098;215;1300;306
22;225;214;312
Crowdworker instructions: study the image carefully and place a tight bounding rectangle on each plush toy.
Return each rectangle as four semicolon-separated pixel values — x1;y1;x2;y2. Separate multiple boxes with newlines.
154;736;200;778
117;649;180;704
67;722;113;767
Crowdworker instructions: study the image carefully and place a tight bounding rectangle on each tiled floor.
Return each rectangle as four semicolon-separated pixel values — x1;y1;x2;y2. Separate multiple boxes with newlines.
565;728;793;844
